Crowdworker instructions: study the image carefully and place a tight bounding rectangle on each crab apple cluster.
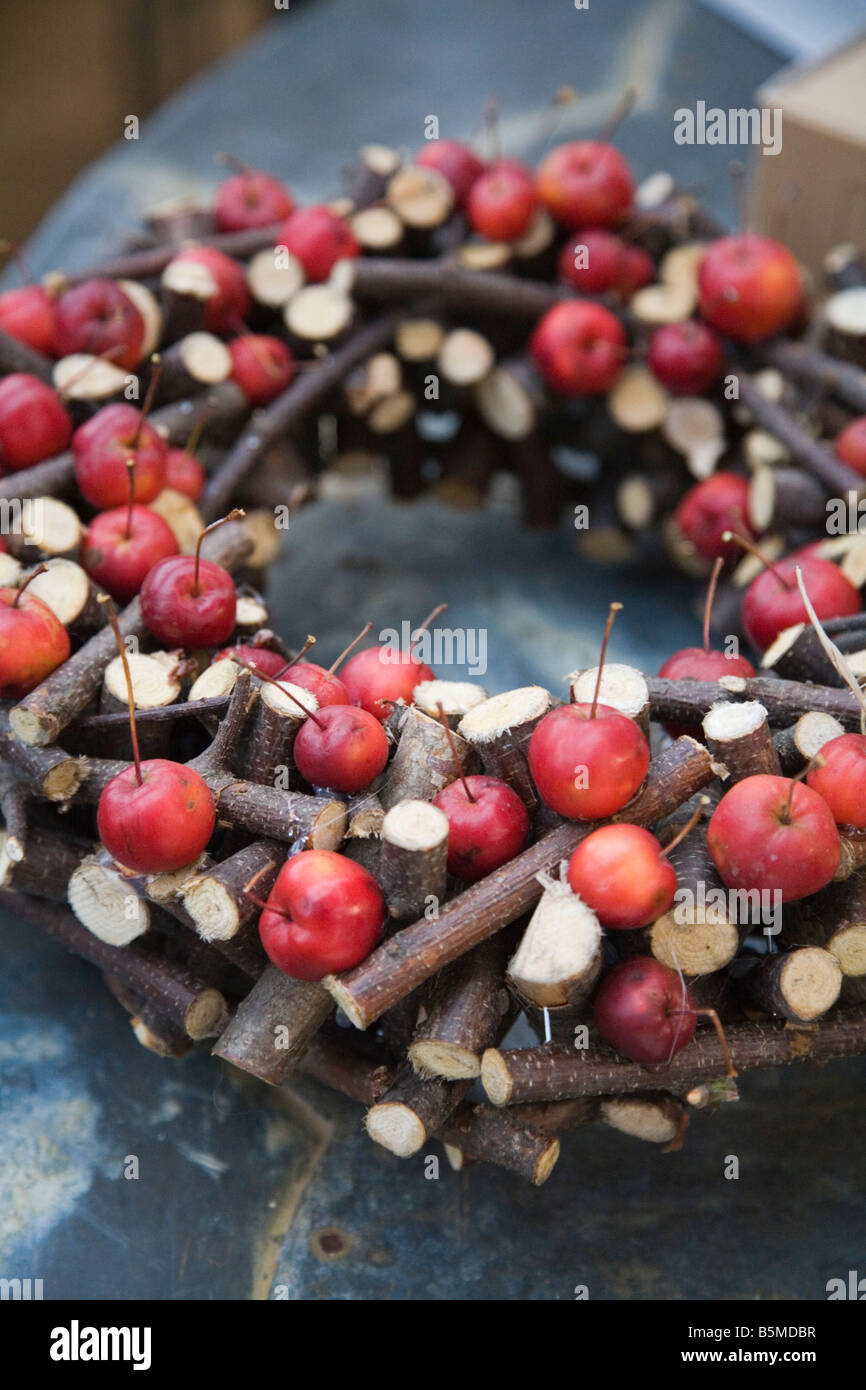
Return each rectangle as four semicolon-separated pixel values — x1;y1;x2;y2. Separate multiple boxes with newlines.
466;159;537;241
0;572;70;697
530;300;626;395
594;957;696;1065
708;774;840;903
277;205;360;281
697;234;803;343
72;403;167;508
214;164;294;232
257;850;384;980
414;139;485;205
0;373;72;470
433;774;529;883
53;278;145;369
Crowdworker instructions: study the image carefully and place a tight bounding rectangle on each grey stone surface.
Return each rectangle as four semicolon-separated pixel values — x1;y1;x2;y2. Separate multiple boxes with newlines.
3;0;863;1302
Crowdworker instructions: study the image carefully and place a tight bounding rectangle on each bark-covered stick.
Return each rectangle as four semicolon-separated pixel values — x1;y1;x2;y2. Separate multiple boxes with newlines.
326;736;717;1029
0;824;91;900
481;1006;866;1105
745;947;842;1024
0;327;54;380
647;675;865;730
364;1063;470;1157
506;880;603;1042
0;709;87;800
295;1030;396;1105
211;965;333;1084
380;705;475;810
761;339;866;415
773;712;845;774
643;822;743;976
409;935;512;1080
181;840;282;942
379;799;449;924
457;686;555;808
731;368;865;496
702;701;781;781
440;1103;562;1185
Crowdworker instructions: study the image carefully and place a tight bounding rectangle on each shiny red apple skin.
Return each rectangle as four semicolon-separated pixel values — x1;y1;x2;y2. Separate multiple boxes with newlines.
82;505;178;603
432;774;529;882
698;235;802;343
276;205;360;282
0;373;72;470
528;703;650;820
229;334;294;405
557;229;624;294
648;320;724;394
0;285;56;354
0;588;71;697
140;555;236;648
616;244;655;297
530;300;626;395
567;824;676;929
293;704;389;793
72;403;167;509
657;646;756;737
466;159;537;241
674;473;753;566
806;734;866;828
339;646;435;721
53;278;144;369
708;774;840;902
167;247;250;334
214;170;294;232
164;447;205;501
594;956;696;1065
212;644;288;678
257;849;384;980
278;661;348;708
536;141;634;229
97;759;216;874
835;417;866;477
741;553;860;652
415;140;485;205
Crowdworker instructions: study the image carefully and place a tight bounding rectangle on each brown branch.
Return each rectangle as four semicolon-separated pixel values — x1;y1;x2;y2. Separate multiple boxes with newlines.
647;675;864;730
56;222;286;288
211;964;333;1084
730;367;864;496
0;327;54;381
761;339;866;416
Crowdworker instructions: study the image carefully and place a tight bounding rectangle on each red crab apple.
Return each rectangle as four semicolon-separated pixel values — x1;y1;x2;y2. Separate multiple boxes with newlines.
536;140;634;229
276;205;360;282
0;283;56;354
466;158;537;241
698;234;802;343
674;472;753;566
72;402;167;508
0;373;72;470
166;247;249;334
557;229;625;294
164;446;205;501
292;702;389;794
806;734;866;829
566;803;706;930
212;644;288;678
274;623;372;709
96;604;214;873
648;320;723;395
530;300;626;395
658;558;756;736
433;773;529;882
255;850;384;980
594;956;696;1065
616;244;655;297
414;139;485;205
740;549;860;652
708;773;840;902
53;278;144;369
228;334;294;405
140;512;241;648
214;162;294;232
83;502;178;604
339;607;443;720
835;416;866;478
0;567;70;698
528;603;650;819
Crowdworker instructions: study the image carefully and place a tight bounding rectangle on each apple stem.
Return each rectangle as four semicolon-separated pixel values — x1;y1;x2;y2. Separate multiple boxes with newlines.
702;557;724;653
272;634;317;680
694;1007;738;1079
778;755;822;825
659;797;710;859
597;85;638;143
536;84;577;153
436;702;476;803
130;355;162;451
590;601;622;719
124;456;136;539
183;420;205;457
721;529;793;590
97;594;143;787
218;151;253;178
241;661;325;728
483;99;502;164
409;602;447;653
11;562;48;608
328;621;373;674
193;509;245;595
